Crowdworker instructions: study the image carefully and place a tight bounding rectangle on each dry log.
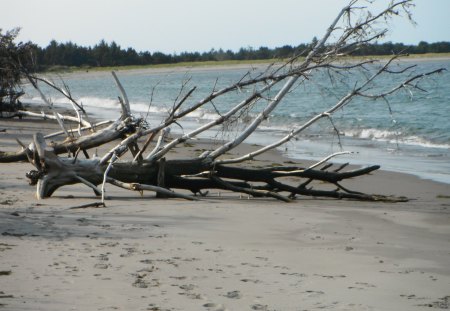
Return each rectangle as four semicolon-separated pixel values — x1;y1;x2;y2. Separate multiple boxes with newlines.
0;118;139;162
2;1;442;203
25;136;405;202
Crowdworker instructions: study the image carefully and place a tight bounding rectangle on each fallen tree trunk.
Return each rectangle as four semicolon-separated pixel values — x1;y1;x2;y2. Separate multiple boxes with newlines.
1;1;443;203
0;118;136;162
25;133;406;202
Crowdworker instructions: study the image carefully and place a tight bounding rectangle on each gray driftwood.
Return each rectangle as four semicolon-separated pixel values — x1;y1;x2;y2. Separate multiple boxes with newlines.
1;0;444;203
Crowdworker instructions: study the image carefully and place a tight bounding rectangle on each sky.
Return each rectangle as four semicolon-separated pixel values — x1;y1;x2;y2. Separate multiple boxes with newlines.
1;0;449;54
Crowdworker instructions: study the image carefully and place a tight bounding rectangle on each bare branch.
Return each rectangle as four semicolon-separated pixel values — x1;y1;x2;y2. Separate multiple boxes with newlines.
307;151;354;170
7;0;442;204
111;71;131;117
31;75;87;114
76;175;102;195
44;120;112;139
357;68;446;99
102;153;118;204
106;177;198;201
145;127;171;160
15;110;91;127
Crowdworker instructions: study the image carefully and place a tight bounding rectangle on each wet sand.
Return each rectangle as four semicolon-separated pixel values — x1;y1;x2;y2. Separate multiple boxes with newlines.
0;115;449;310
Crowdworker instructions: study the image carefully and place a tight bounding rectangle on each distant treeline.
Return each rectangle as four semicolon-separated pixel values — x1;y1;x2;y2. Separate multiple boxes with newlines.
31;39;450;69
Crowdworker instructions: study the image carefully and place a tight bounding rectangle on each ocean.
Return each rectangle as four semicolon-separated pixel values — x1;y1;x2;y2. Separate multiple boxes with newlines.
21;59;450;184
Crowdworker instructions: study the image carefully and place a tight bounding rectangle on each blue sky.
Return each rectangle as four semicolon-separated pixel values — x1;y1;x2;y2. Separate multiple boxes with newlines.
1;0;449;53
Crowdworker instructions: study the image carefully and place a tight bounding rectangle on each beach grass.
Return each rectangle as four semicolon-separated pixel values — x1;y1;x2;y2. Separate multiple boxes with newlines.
437;194;450;199
43;52;450;74
44;59;277;73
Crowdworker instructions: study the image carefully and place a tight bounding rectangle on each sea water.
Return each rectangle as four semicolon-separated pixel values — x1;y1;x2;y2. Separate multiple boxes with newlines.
21;59;450;184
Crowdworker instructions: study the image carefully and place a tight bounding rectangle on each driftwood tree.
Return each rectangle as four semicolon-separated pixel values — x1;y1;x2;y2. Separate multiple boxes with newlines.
0;0;445;204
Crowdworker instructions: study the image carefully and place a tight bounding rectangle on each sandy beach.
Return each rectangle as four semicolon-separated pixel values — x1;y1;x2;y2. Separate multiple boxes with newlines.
35;53;450;82
1;115;449;311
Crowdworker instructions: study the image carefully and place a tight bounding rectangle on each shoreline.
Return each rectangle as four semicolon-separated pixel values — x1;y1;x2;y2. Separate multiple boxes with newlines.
17;94;450;186
1;116;450;310
0;114;449;202
23;55;450;187
41;53;450;76
2;111;450;189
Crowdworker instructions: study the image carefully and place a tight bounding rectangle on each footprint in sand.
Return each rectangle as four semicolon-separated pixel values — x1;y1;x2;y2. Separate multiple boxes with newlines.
303;290;325;298
418;295;450;309
203;302;228;311
94;263;109;269
251;304;268;311
224;290;242;299
96;254;109;261
132;277;160;289
120;246;139;257
179;284;196;291
241;278;261;284
176;283;206;300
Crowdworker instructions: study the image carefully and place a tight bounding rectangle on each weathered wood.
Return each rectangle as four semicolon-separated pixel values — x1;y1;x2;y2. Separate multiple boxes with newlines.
106;177;197;201
210;175;291;202
0;117;136;163
68;202;105;209
6;2;442;203
25;143;401;202
156;158;167;198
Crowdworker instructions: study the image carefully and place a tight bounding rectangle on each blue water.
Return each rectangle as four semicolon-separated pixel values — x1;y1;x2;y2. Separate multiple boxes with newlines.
22;59;450;184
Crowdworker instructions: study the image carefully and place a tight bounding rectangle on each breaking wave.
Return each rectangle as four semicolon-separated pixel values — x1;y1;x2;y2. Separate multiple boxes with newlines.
343;128;450;149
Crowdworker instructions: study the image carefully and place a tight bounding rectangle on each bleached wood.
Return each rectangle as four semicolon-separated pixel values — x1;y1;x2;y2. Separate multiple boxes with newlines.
101;154;117;203
45;120;112;139
53;111;70;138
111;71;131;117
76;175;102;195
147;80;278;161
207;75;301;159
10;1;435;203
17;110;91;127
24;75;75;136
34;76;91;134
144;127;170;160
106;177;197;201
207;1;354;160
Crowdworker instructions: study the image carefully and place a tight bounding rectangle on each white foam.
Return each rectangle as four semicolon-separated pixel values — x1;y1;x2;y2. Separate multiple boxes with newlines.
344;128;450;149
23;94;450;151
344;128;399;140
78;96;120;109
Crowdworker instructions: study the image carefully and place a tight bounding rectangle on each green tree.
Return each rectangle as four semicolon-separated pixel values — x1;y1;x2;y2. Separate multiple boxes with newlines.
0;28;36;114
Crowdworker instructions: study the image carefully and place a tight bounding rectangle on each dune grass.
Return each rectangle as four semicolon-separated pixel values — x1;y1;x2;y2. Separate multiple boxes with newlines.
44;53;450;74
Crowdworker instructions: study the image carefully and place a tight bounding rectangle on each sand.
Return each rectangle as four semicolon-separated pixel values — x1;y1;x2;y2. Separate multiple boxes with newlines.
1;115;450;311
42;54;450;80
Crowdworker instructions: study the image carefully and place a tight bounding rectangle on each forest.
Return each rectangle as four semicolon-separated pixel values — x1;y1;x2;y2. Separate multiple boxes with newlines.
3;27;450;70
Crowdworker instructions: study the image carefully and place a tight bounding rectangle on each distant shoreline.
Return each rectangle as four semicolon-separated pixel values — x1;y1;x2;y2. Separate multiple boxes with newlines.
43;52;450;74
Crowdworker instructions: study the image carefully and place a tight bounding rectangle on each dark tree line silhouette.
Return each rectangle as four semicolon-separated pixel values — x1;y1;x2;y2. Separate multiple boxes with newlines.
31;38;450;70
2;28;450;73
